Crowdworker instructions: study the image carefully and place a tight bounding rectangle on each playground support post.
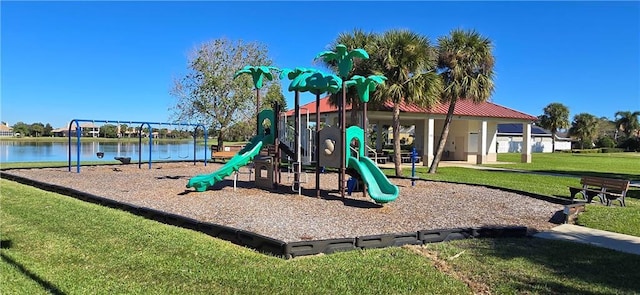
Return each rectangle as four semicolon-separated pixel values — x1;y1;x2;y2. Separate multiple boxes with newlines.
411;147;417;187
256;88;260;137
315;93;321;198
362;100;368;199
295;91;301;194
340;81;346;199
273;101;280;189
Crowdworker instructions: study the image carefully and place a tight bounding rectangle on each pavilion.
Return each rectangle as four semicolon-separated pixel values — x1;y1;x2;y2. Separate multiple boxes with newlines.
284;96;538;165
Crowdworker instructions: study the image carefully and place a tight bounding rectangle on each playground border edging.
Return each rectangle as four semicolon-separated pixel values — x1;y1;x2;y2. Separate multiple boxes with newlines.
2;171;529;259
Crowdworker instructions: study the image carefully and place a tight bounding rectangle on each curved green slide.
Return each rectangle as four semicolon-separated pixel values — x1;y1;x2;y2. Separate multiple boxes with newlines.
347;156;399;204
345;125;399;203
186;135;266;192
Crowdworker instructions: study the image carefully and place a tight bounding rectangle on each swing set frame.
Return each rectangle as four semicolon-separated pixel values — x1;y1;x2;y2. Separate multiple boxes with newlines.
67;119;208;173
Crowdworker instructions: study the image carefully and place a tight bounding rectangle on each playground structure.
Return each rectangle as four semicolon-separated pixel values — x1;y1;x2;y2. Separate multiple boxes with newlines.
186;44;400;204
67;119;207;173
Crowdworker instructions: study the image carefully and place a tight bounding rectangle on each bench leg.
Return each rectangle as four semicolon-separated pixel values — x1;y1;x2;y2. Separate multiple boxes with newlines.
607;196;626;207
568;187;581;200
587;191;604;204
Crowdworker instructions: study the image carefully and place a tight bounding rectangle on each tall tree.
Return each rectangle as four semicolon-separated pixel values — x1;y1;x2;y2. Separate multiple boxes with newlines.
429;29;495;173
11;122;29;137
614;110;640;139
261;82;288;112
30;122;45;137
595;116;616;140
170;38;273;150
43;123;53;137
569;113;598;149
536;102;570;152
319;29;380;126
374;29;442;176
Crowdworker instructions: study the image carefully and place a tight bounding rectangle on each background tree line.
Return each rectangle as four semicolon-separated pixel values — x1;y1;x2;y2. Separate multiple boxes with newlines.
536;103;639;151
4;121;54;137
3;121;197;139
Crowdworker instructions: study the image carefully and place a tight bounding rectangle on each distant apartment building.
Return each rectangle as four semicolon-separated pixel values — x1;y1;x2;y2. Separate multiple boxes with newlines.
0;122;13;137
52;123;100;137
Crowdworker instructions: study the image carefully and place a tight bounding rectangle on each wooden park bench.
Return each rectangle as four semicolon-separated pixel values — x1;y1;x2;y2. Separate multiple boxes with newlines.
210;145;246;163
211;151;237;163
568;176;630;207
367;151;387;164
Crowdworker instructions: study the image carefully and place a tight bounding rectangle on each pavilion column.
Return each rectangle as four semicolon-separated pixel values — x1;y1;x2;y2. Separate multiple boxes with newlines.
424;118;434;166
521;122;532;163
375;121;383;152
476;120;488;164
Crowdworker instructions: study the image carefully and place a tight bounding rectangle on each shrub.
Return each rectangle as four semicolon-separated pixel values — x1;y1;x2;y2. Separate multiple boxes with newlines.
571;149;601;154
601;148;624;153
619;137;640;152
596;136;616;148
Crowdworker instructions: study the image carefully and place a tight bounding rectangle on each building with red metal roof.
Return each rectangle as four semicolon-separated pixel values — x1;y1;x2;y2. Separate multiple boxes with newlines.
282;96;539;165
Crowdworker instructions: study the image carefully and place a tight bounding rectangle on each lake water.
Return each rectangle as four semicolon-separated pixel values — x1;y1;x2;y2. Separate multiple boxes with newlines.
0;141;208;163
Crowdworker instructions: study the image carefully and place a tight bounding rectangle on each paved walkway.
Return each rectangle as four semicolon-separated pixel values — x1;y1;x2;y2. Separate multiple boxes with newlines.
534;224;640;255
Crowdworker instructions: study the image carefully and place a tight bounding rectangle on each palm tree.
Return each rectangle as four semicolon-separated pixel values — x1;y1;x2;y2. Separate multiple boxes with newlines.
374;29;442;176
428;29;495;174
614;110;640;139
537;102;570;152
234;65;278;131
318;29;381;125
570;113;599;149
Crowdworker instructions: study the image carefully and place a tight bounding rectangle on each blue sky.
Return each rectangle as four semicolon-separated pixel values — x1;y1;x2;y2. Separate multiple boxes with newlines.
2;1;639;129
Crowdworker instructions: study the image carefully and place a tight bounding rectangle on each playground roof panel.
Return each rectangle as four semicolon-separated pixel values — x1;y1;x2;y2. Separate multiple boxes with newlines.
285;96;537;121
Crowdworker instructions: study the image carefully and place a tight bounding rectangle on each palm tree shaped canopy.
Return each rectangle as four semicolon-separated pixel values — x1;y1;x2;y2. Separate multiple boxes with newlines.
279;67;315;81
345;75;387;103
233;65;278;89
288;70;342;95
316;44;369;79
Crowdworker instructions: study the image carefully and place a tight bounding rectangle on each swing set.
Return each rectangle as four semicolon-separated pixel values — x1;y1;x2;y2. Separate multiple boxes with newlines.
155;123;191;161
67;119;208;173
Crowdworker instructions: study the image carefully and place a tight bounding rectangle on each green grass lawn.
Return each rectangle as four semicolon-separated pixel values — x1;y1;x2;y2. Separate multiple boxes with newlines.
489;152;640;181
382;153;639;237
0;180;469;294
421;238;640;294
3;179;640;294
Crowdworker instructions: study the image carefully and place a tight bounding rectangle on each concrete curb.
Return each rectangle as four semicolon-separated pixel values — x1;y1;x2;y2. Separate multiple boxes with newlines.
534;224;640;256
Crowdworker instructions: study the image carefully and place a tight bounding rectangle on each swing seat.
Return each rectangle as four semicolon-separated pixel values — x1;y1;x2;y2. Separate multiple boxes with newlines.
114;157;131;164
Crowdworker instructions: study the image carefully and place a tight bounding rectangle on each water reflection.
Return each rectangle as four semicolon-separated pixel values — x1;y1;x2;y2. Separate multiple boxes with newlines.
0;141;206;163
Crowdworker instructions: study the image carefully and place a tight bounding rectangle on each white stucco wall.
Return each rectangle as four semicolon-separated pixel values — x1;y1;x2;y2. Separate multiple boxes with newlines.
497;136;571;153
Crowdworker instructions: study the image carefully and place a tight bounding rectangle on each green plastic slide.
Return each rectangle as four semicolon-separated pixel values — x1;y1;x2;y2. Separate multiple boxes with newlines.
186;135;265;192
347;155;399;204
